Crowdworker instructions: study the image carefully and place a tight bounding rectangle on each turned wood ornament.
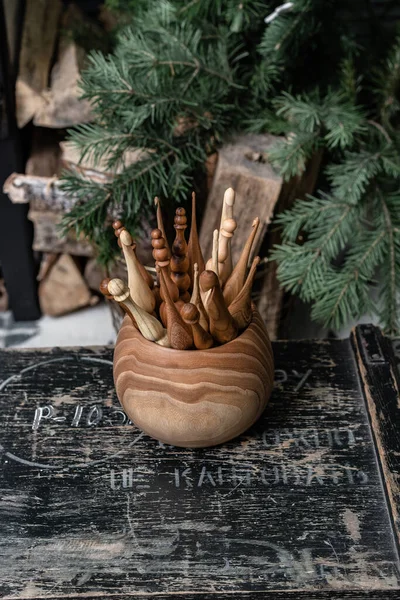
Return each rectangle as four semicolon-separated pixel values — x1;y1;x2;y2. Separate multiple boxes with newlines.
170;207;191;298
181;303;214;350
223;217;260;306
219;187;235;232
108;278;169;347
200;269;238;344
190;263;209;332
218;217;237;286
151;229;179;302
205;229;219;277
228;255;260;330
116;228;156;314
154;197;171;259
187;191;205;284
112;220;154;290
159;269;193;350
114;306;274;447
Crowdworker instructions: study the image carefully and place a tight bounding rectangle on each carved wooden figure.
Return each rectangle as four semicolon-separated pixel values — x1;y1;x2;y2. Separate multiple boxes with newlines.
112;220;154;290
170;207;191;299
108;278;169;347
181;303;214;350
219;187;235;232
159;269;193;350
154;197;171;259
118;229;156;314
228;256;260;330
200;270;238;344
205;229;219;277
190;263;209;332
114;305;274;447
187;191;205;284
151;229;179;303
223;217;260;306
218;217;237;286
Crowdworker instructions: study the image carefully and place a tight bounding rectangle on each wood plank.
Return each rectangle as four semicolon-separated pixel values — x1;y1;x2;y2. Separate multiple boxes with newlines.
0;329;399;597
352;324;400;548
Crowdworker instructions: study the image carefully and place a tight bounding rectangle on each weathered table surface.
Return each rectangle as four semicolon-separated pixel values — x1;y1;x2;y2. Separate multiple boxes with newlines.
0;324;399;600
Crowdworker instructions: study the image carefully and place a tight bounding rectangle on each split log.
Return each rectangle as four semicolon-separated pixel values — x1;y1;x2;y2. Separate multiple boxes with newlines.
33;37;92;128
200;134;282;267
200;134;322;339
38;254;98;316
2;170;154;261
16;2;93;129
3;160;108;257
29;210;94;256
15;0;62;128
3;170;110;212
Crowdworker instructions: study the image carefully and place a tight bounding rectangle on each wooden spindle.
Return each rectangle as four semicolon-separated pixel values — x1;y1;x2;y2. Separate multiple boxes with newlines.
228;256;260;330
154;197;171;259
219;187;235;232
118;228;156;314
108;278;169;346
199;270;238;344
190;263;209;332
170;207;191;298
187;191;205;285
112;220;154;289
205;229;219;277
223;217;260;306
181;303;214;349
159;269;193;350
151;229;179;302
218;217;237;286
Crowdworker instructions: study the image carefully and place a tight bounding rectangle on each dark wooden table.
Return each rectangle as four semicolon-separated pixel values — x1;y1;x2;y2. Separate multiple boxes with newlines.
0;324;399;599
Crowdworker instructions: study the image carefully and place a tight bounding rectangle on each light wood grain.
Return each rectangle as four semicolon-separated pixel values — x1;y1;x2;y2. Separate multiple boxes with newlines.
114;306;274;447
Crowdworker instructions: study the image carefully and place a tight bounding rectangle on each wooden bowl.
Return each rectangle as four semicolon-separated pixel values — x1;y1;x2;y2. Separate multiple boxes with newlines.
113;307;274;448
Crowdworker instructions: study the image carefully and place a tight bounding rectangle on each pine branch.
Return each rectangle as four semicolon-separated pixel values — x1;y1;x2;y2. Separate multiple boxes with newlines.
311;228;386;330
273;199;358;301
379;192;400;335
375;34;400;129
326;150;381;204
275;194;352;242
267;131;319;180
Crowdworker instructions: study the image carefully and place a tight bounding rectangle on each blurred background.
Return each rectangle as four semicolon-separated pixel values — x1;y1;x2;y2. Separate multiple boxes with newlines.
1;0;399;348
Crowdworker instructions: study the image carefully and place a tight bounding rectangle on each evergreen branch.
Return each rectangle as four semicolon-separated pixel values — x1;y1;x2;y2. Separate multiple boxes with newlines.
275;195;351;242
259;0;313;57
379;192;400;335
273;202;357;301
367;119;392;144
311;230;385;329
268;131;319;180
326;150;381;204
296;205;352;291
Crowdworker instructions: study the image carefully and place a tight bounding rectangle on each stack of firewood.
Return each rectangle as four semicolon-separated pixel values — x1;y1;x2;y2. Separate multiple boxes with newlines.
1;1;321;335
